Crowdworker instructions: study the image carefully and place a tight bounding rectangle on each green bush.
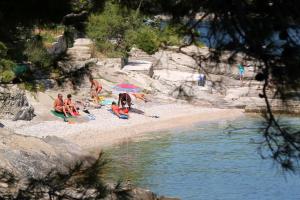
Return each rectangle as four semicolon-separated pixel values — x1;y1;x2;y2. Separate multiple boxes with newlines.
21;82;46;92
71;0;92;12
0;42;8;58
35;25;65;47
125;26;160;54
24;37;53;69
87;2;183;57
86;2;142;57
87;3;128;41
0;41;17;83
159;25;183;46
0;58;16;71
0;70;15;83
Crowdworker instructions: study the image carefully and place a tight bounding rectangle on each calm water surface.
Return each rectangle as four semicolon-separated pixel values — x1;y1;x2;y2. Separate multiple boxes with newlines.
106;116;300;200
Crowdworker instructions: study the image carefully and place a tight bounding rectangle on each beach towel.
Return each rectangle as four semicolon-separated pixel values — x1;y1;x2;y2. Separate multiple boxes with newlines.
101;99;114;106
86;114;96;120
108;109;128;119
51;110;72;119
98;96;105;101
119;114;128;119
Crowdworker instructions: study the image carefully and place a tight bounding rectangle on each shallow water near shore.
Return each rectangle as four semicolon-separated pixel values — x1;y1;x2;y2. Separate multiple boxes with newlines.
105;116;300;200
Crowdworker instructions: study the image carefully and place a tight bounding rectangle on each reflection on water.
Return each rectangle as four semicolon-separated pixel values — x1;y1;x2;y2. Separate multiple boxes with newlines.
105;116;300;200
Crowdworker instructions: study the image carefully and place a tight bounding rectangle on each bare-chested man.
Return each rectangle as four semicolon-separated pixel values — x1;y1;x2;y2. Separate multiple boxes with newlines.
53;93;68;117
89;76;102;96
118;93;132;110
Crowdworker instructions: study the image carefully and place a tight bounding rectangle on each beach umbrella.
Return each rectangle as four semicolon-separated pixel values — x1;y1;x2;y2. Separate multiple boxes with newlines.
113;83;141;93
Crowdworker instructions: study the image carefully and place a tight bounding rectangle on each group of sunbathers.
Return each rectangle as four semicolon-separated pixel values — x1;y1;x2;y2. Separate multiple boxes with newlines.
53;76;149;119
53;93;79;117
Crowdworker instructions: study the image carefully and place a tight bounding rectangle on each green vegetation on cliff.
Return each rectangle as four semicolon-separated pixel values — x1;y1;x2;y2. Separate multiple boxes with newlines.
86;1;183;57
0;42;16;83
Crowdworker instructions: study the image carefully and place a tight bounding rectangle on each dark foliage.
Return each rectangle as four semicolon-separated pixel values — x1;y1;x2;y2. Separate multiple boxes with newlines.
0;152;131;200
0;0;105;61
120;0;300;171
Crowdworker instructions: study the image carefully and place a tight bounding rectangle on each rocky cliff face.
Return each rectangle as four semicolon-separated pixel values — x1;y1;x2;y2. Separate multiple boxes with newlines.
0;128;85;178
0;85;35;121
128;45;300;113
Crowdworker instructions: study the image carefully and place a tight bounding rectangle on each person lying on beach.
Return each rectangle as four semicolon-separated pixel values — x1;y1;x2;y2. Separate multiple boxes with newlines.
75;97;101;110
118;93;132;110
89;76;102;96
112;101;129;118
64;94;79;116
132;93;149;102
53;93;68;117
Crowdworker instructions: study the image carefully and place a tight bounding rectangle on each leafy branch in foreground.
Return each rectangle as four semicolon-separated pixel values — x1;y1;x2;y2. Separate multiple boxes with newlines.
0;152;131;200
124;0;300;172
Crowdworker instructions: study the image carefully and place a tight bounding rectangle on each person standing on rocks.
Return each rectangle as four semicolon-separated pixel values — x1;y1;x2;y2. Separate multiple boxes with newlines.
198;74;206;86
89;76;102;96
238;62;245;84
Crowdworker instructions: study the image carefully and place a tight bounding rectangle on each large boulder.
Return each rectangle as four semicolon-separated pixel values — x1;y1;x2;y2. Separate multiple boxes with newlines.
180;45;210;57
244;98;300;114
0;128;86;178
123;60;154;77
0;85;35;121
47;35;68;57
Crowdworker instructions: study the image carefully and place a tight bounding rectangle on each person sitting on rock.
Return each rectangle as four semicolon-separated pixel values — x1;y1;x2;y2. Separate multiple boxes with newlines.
132;93;149;103
54;93;68;117
111;101;129;118
118;93;132;110
89;76;102;96
64;94;79;116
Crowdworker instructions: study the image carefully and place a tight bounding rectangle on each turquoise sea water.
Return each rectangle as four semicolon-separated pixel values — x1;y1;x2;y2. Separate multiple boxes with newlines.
106;116;300;200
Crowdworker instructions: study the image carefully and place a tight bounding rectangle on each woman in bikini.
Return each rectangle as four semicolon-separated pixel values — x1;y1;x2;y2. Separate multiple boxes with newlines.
64;94;79;116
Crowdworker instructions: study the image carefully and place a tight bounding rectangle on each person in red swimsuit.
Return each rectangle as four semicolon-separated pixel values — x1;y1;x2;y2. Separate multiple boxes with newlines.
64;94;79;116
111;101;129;118
89;76;102;96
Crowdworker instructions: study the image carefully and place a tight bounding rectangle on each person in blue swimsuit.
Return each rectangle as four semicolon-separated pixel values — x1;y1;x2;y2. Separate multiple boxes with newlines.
238;63;245;83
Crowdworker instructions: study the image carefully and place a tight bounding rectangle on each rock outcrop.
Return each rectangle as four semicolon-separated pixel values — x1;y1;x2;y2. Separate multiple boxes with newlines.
123;60;154;77
0;128;180;199
0;85;35;121
127;46;300;114
124;187;180;200
0;127;87;198
47;35;68;57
